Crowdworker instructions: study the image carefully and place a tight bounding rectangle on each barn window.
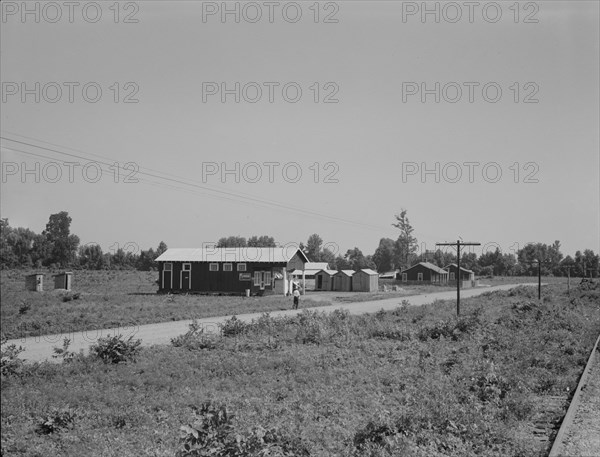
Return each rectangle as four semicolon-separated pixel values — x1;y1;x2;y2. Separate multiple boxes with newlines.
449;272;455;280
265;271;272;286
402;273;407;282
223;263;233;272
254;271;261;286
164;263;172;271
209;263;219;272
237;263;247;272
417;272;423;281
183;263;191;271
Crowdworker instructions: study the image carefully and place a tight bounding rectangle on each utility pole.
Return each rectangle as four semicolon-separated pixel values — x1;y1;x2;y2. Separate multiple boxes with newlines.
436;240;481;316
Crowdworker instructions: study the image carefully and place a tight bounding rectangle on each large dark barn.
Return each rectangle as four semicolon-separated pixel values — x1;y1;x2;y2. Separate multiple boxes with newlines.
398;262;449;284
155;247;309;295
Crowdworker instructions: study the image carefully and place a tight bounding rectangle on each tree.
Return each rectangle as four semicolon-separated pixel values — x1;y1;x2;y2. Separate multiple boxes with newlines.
156;241;168;257
392;210;418;270
247;235;276;247
43;212;80;267
333;255;350;270
217;236;247;248
344;247;375;270
305;234;323;262
372;238;396;272
79;244;105;269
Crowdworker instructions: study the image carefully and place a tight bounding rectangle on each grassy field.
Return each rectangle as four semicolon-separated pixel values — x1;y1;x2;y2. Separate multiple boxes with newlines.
2;280;599;456
2;270;463;339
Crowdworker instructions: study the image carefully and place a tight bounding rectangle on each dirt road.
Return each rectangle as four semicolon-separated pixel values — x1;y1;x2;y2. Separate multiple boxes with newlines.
5;283;538;363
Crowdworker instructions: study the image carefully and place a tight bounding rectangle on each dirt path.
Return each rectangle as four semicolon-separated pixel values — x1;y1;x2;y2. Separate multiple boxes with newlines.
5;283;538;363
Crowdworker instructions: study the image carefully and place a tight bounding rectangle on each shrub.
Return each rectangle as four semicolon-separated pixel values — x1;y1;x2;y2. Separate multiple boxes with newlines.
220;316;248;337
35;407;76;435
171;320;219;350
52;338;78;363
177;401;309;457
89;334;142;364
1;337;25;377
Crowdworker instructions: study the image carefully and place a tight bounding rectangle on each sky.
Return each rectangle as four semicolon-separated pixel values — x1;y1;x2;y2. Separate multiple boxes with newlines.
1;1;599;261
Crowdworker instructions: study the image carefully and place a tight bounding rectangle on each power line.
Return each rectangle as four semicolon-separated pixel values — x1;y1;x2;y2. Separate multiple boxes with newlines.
1;134;393;233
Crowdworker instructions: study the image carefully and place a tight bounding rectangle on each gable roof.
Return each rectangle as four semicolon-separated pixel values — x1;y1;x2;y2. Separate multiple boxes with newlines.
444;263;474;273
401;262;448;275
356;268;378;275
155;247;309;264
334;270;356;277
315;269;337;276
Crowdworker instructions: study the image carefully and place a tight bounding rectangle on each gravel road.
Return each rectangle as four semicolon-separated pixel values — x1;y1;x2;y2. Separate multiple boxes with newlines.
5;283;539;363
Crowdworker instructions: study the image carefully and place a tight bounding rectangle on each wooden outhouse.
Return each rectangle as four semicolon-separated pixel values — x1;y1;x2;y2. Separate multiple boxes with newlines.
53;272;73;290
314;269;337;291
352;269;379;292
332;270;355;291
25;273;44;292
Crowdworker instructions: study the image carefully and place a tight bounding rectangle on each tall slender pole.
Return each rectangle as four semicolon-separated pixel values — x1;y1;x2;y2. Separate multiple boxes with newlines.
436;240;480;317
538;260;541;300
457;240;461;316
567;268;570;296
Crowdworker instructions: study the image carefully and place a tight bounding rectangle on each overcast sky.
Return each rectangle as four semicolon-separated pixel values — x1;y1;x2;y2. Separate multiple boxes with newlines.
1;1;598;259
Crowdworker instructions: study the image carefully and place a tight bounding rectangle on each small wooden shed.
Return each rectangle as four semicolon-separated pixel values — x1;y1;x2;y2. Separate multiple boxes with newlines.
352;269;379;292
25;273;44;292
314;269;337;291
53;272;73;290
332;270;355;291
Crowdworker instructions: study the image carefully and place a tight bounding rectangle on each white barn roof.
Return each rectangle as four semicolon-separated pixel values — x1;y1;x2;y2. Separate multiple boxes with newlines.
155;247;308;263
357;268;378;275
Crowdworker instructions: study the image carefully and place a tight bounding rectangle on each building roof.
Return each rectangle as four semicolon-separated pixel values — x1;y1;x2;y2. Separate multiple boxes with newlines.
155;247;309;264
334;269;356;277
289;262;330;276
357;268;378;275
304;262;330;270
444;263;474;273
378;270;399;278
315;269;337;276
401;262;448;275
290;269;322;277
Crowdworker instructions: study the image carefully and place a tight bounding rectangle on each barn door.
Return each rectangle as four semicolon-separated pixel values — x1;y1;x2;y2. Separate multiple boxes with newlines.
181;263;191;291
163;263;173;290
317;275;323;290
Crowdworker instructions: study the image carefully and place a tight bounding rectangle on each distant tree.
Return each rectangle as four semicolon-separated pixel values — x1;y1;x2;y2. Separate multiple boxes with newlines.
156;241;168;257
372;238;395;272
43;211;80;267
344;247;375;270
333;255;350;270
582;249;600;278
321;247;336;266
247;235;276;247
217;236;247;248
517;242;563;276
79;244;105;269
392;210;418;270
305;234;323;262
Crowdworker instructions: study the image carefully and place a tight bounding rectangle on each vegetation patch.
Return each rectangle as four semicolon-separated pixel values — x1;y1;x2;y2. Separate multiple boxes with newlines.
1;282;599;456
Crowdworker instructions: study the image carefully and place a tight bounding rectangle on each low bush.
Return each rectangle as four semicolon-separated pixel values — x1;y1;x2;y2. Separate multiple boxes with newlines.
89;334;142;364
171;320;220;351
35;407;76;435
176;401;309;457
1;337;25;377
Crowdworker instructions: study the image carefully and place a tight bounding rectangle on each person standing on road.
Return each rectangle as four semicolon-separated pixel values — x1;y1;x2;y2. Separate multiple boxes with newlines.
293;287;300;310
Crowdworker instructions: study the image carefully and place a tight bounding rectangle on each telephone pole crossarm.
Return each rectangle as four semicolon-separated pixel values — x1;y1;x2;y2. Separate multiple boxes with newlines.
436;240;481;316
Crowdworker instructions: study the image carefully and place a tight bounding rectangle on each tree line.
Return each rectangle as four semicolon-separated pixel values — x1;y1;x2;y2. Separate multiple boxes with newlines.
0;213;167;271
1;210;598;277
